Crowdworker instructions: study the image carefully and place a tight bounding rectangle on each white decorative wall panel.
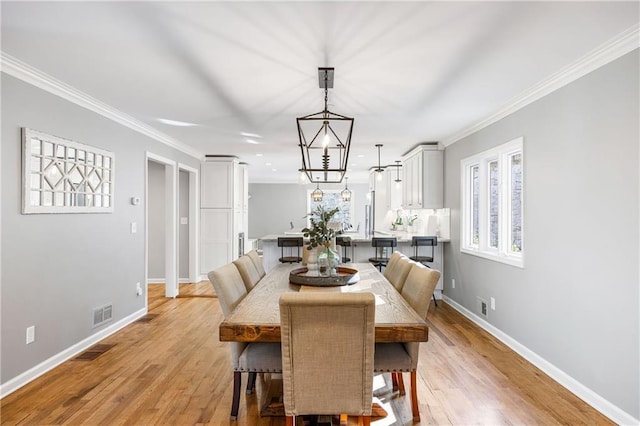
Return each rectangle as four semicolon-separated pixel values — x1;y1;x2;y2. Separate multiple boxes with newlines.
22;128;114;213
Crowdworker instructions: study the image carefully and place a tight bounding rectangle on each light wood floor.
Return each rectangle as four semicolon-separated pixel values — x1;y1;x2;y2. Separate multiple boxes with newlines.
1;282;612;425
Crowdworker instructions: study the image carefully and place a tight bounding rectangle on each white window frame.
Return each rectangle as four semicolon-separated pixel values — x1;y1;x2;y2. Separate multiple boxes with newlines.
461;137;523;268
306;189;355;230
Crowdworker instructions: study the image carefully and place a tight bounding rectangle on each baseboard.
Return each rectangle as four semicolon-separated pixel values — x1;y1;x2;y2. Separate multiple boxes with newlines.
0;307;147;399
147;278;193;284
442;296;639;426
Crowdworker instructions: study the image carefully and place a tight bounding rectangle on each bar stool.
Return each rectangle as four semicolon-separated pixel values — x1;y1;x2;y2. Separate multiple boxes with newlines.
409;236;438;305
335;235;353;263
277;237;303;263
368;237;397;271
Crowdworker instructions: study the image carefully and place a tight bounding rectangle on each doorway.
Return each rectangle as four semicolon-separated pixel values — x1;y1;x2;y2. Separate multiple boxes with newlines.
146;153;177;298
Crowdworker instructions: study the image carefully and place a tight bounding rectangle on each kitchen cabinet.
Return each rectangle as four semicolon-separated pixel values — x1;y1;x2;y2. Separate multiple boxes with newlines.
402;144;443;209
200;157;248;275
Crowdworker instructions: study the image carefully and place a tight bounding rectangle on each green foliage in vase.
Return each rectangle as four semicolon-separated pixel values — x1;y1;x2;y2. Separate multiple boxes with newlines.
302;206;342;251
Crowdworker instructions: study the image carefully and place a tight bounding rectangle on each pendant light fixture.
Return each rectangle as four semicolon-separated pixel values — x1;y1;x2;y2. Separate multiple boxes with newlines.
341;177;352;202
375;144;384;181
297;67;354;183
394;160;402;187
311;178;323;202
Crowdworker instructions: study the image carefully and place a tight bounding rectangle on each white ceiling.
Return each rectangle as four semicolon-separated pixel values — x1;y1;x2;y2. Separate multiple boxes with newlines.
2;1;638;183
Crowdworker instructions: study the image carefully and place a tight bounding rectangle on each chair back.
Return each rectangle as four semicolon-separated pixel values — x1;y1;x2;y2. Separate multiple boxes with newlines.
277;237;303;263
410;236;437;263
401;263;441;318
279;292;375;417
371;237;397;249
384;254;414;292
233;255;262;292
208;263;250;370
335;236;353;263
208;263;248;317
384;251;404;274
246;250;266;278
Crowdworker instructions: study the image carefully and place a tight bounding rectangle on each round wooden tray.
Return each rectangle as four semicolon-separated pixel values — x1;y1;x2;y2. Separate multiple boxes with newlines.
289;266;360;287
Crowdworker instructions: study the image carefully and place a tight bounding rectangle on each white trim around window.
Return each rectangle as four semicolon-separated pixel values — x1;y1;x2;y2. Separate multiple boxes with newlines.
461;137;524;268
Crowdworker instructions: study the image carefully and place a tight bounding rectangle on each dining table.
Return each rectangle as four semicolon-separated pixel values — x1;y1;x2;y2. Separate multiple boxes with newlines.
219;262;429;344
218;262;429;418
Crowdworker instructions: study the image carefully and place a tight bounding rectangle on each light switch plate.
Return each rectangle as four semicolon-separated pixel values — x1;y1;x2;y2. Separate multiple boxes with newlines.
26;326;35;344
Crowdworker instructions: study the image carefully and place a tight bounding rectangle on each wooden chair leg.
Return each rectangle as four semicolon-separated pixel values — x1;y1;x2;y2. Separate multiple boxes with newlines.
397;372;406;395
285;415;294;426
410;371;420;422
391;372;398;391
231;371;241;420
362;415;371;426
246;372;257;394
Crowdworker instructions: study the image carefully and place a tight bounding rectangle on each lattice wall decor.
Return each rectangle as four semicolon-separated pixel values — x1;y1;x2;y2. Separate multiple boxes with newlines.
22;128;115;214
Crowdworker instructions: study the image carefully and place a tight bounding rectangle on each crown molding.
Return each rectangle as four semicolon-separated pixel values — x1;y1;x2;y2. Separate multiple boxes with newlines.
442;24;640;147
0;52;204;160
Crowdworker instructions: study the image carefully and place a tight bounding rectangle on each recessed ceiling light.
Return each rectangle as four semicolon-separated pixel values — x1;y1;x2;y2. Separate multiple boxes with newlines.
241;132;262;138
266;162;272;166
351;163;358;166
157;118;199;127
245;139;260;144
357;154;365;158
272;168;277;172
256;153;263;157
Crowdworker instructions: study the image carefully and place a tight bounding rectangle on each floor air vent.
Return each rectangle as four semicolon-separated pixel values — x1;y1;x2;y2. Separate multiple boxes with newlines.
135;314;158;323
73;344;115;361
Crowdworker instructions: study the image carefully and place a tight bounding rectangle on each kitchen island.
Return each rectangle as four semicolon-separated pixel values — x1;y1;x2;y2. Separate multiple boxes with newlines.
258;231;448;299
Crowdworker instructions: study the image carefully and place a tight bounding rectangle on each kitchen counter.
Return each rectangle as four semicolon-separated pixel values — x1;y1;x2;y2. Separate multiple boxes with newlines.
258;231;447;299
259;231;449;244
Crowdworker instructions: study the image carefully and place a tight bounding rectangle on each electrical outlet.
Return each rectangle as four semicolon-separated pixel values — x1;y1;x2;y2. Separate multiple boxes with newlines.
136;282;142;296
491;297;496;310
452;278;455;289
26;326;35;344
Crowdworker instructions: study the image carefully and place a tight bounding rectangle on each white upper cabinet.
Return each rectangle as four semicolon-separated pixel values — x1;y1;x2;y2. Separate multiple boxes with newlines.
402;144;443;209
201;158;234;208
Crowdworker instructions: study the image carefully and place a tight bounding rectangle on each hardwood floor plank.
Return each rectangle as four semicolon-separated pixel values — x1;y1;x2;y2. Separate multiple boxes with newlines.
1;283;612;425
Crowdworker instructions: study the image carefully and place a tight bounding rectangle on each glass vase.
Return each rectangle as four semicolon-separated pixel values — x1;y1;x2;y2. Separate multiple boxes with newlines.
318;246;341;276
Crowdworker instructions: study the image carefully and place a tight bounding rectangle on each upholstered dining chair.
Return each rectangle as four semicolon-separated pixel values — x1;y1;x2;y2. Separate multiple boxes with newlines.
374;262;441;423
383;252;413;292
246;249;266;278
279;292;376;426
233;255;262;292
208;263;282;420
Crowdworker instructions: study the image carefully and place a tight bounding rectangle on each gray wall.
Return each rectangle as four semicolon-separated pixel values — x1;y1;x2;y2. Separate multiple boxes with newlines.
147;161;165;280
443;50;639;418
248;182;369;238
1;74;200;384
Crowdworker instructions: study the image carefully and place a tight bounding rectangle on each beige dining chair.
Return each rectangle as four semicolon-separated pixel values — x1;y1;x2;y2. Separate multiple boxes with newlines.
383;252;413;292
246;249;266;278
233;255;262;292
279;292;376;426
208;263;282;420
374;262;441;423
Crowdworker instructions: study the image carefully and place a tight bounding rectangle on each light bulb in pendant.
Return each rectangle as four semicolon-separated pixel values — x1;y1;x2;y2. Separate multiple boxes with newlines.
322;132;330;148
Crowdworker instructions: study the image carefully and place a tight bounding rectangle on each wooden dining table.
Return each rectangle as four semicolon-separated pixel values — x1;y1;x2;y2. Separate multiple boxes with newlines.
219;262;429;418
219;262;429;344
